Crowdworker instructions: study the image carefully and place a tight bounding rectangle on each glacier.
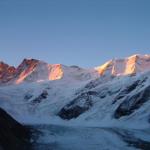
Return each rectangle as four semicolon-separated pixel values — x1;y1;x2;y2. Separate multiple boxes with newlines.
0;54;150;150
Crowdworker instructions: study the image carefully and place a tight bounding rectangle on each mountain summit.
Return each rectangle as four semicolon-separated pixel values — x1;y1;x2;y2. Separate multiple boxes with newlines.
0;58;97;84
95;54;150;76
14;59;63;84
0;54;149;84
0;59;64;84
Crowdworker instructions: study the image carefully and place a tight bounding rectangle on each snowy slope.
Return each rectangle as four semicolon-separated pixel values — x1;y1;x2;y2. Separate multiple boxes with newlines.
0;54;149;129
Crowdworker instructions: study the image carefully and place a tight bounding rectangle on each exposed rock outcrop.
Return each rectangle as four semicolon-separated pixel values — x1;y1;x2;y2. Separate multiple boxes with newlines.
58;91;99;119
114;85;150;118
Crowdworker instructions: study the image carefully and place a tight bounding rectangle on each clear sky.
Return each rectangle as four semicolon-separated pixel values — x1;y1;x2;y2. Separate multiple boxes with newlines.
0;0;150;68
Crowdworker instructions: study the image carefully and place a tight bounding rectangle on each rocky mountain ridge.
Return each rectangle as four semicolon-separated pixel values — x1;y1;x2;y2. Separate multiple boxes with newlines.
0;54;149;84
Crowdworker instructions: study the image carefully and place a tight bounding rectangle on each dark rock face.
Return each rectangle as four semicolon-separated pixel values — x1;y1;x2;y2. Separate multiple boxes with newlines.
32;90;48;104
58;91;99;120
0;108;31;150
84;79;101;90
114;85;150;118
112;78;148;104
114;80;140;102
24;93;33;100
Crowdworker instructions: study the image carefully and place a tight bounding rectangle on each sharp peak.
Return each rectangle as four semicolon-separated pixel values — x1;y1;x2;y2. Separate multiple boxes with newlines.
20;58;65;67
22;58;43;62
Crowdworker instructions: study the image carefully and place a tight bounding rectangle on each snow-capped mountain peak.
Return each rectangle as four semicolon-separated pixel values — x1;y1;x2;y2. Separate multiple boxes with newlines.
95;54;150;76
0;54;150;84
14;58;64;84
0;58;97;84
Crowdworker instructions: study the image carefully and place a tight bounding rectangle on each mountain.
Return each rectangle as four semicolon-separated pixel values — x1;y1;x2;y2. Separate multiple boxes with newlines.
0;54;150;149
0;54;149;128
95;54;150;76
14;59;64;84
0;54;150;84
0;58;98;84
0;54;150;85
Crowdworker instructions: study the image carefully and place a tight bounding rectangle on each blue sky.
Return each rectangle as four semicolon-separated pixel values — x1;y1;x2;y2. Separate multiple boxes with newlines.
0;0;150;68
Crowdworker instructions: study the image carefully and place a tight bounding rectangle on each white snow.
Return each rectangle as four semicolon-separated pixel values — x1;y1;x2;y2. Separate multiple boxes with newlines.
0;54;150;130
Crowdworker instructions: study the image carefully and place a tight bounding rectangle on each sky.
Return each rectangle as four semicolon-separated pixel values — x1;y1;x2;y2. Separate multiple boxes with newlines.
0;0;150;68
